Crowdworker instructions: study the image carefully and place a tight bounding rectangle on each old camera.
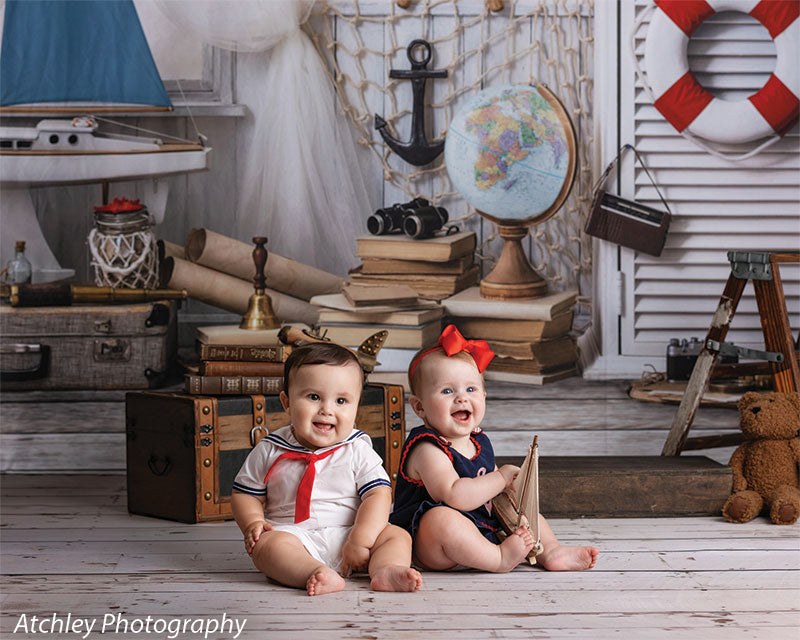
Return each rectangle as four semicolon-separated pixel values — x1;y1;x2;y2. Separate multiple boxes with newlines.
403;205;449;239
366;197;430;235
666;337;738;381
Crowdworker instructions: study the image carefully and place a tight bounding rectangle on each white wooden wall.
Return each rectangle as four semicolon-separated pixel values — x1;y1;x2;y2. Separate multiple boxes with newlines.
0;380;740;473
588;0;800;378
317;1;594;294
3;1;784;472
4;1;595;342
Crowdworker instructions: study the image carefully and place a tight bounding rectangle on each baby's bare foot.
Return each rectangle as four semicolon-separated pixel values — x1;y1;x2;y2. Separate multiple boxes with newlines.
495;527;534;573
370;566;423;592
537;544;599;571
306;566;345;596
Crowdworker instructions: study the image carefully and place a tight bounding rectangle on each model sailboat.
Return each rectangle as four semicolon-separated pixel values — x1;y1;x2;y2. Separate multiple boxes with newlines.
492;435;544;565
0;0;210;282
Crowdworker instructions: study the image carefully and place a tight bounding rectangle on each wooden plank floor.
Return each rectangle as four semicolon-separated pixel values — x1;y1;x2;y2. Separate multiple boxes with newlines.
1;475;798;639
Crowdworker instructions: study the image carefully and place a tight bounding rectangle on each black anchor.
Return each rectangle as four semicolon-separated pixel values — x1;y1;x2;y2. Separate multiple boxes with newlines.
375;39;448;166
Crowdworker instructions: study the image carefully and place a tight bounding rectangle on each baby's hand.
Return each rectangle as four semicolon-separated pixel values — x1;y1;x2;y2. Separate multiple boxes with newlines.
340;539;370;577
498;464;520;490
243;520;273;555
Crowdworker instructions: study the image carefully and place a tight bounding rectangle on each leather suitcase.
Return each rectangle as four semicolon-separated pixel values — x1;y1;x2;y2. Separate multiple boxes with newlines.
0;301;177;390
125;383;405;523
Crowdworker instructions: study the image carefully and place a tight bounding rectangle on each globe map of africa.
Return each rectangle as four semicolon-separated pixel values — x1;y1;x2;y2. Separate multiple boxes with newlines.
445;84;573;221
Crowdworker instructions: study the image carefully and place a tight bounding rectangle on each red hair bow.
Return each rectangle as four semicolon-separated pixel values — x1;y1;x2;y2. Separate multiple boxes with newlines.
439;324;495;372
409;324;495;378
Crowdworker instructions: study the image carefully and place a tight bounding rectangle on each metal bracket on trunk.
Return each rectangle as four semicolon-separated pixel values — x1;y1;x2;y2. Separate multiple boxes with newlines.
94;338;131;362
145;303;170;327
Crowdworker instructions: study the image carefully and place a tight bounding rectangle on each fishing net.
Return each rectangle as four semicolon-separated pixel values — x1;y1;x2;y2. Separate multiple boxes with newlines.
310;0;595;294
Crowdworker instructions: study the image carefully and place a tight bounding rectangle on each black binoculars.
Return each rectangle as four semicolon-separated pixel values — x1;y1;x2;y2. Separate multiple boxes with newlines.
367;198;451;239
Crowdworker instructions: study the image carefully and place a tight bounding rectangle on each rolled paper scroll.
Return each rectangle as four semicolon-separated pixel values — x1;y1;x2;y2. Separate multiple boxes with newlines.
161;257;319;326
185;228;344;302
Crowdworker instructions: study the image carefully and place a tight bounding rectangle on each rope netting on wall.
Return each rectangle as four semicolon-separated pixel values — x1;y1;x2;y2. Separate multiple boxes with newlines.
310;0;594;294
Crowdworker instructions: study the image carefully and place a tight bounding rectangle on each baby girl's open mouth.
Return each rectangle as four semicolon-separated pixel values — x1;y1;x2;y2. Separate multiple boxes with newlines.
451;410;471;422
313;422;334;432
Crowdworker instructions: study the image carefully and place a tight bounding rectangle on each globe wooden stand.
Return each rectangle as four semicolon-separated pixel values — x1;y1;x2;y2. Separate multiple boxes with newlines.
479;223;548;300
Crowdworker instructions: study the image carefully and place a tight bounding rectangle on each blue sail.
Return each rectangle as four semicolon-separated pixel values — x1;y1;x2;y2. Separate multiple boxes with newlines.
0;0;172;108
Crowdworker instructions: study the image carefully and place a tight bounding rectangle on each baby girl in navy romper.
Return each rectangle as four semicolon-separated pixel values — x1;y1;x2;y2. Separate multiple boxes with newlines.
391;424;503;544
390;325;599;573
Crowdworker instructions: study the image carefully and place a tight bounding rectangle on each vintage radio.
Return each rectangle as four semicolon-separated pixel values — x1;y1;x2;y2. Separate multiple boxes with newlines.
125;383;405;523
585;144;672;257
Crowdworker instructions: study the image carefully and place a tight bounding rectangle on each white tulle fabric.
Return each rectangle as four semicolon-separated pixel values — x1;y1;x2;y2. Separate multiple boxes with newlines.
154;0;369;275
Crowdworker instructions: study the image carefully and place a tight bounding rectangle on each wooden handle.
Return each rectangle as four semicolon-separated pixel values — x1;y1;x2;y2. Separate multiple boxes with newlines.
10;282;72;307
251;237;268;291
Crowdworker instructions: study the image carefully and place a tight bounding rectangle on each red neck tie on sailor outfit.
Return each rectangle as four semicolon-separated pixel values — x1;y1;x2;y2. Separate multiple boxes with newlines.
264;445;343;523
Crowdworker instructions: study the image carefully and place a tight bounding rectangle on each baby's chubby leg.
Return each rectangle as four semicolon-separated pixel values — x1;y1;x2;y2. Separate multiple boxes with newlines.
250;530;344;596
534;514;599;571
368;524;422;592
415;506;533;573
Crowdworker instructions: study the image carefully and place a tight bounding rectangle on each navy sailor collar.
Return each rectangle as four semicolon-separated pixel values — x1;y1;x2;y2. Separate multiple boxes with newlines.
264;425;369;454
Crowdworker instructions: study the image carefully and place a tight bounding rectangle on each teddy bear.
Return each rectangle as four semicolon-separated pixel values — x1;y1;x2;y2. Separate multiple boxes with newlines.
722;390;800;525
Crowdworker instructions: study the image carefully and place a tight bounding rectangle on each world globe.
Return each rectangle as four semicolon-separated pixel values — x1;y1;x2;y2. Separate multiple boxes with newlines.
445;83;576;225
444;83;576;299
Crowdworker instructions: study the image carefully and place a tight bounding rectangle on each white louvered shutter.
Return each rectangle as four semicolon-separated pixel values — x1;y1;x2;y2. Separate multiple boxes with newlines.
618;1;799;359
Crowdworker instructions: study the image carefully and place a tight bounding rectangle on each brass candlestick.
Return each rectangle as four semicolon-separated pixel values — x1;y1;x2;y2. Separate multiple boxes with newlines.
240;236;279;330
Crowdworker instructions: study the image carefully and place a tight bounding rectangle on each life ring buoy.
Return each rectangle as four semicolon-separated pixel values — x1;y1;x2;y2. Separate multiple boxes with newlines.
644;0;799;144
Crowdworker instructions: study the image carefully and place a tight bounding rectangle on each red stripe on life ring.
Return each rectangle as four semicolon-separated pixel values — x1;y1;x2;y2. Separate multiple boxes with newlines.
655;0;715;36
654;71;714;133
749;74;800;135
750;0;800;39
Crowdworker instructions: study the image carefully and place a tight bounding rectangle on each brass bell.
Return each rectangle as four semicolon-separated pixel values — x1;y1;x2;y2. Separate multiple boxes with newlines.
240;236;279;330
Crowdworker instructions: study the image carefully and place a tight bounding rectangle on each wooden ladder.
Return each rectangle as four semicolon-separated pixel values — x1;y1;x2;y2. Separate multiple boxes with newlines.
662;250;799;456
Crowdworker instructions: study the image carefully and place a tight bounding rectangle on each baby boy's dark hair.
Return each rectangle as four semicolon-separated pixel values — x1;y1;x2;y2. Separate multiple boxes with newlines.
283;342;364;396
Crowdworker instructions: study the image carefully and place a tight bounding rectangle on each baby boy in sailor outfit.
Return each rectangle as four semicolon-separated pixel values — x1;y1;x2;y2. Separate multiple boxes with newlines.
231;342;422;596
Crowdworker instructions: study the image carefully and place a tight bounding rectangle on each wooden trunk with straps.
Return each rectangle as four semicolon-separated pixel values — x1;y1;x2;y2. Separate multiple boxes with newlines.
125;384;405;523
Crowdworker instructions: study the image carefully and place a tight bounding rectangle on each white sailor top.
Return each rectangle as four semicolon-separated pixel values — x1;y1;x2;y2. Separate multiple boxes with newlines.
232;425;391;529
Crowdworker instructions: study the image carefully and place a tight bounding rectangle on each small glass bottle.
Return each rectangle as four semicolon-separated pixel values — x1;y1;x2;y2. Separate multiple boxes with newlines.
4;241;33;284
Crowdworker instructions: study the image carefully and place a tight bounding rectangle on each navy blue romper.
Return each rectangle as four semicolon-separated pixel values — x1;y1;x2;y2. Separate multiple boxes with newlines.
390;425;502;544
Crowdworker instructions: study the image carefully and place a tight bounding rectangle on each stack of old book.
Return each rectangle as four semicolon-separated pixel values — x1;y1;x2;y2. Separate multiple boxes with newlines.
349;231;478;301
310;285;443;374
441;287;579;385
185;326;288;395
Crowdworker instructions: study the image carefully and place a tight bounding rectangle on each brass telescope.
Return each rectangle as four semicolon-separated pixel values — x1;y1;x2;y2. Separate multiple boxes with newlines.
6;283;188;307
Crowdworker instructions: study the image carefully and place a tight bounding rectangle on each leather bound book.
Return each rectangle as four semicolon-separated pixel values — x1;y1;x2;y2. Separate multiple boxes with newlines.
198;344;289;362
185;375;282;395
199;361;285;377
